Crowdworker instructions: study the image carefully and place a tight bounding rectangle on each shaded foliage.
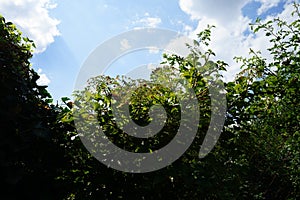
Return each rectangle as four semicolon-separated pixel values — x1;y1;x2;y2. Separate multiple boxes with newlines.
222;4;300;198
0;2;299;199
0;15;72;199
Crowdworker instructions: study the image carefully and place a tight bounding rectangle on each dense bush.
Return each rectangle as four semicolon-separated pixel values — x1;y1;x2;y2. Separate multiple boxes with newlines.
0;2;299;199
0;15;72;199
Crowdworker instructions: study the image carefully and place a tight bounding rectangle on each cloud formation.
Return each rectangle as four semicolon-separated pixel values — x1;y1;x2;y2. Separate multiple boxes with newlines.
256;0;282;14
178;0;296;81
120;39;131;51
138;17;162;28
37;68;51;86
179;0;248;23
132;13;162;28
0;0;60;53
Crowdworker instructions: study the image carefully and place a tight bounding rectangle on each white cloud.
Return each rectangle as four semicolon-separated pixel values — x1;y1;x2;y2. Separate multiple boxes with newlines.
178;0;253;81
255;0;282;15
138;17;162;28
0;0;60;53
165;36;194;57
37;68;51;85
148;47;160;54
120;39;131;51
178;0;297;82
179;0;249;23
132;13;162;28
174;20;194;35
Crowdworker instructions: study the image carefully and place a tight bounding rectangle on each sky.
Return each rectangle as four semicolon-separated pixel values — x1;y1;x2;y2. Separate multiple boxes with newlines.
0;0;298;101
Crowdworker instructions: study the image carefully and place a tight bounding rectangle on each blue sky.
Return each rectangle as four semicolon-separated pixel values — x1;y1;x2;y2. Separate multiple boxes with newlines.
0;0;298;101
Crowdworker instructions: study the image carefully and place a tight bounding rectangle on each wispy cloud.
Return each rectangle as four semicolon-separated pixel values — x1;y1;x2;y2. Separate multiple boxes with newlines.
256;0;282;14
138;17;162;27
120;39;131;51
148;47;160;54
0;0;60;53
131;13;162;28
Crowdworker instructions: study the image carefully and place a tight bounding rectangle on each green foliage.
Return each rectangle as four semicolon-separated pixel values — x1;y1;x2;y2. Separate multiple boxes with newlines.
223;2;300;199
55;3;300;198
64;3;300;199
1;2;299;199
0;15;71;199
57;22;226;199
